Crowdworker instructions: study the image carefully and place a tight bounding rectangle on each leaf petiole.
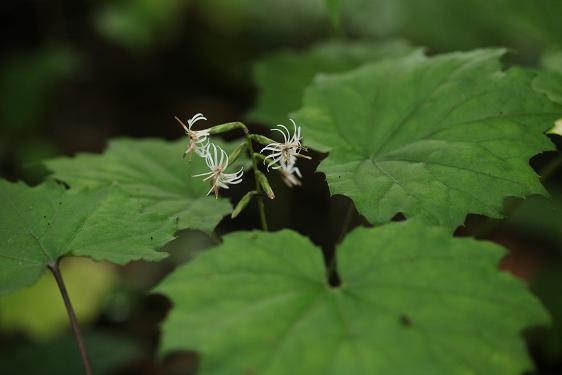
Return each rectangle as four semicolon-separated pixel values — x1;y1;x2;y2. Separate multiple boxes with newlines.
48;260;93;375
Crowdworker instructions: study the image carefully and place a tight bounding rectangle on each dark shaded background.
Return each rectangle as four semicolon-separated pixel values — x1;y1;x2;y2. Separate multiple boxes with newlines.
0;1;561;374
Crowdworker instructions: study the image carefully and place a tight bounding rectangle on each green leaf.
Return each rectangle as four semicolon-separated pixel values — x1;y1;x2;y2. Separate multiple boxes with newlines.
0;331;142;375
231;191;256;219
534;50;562;106
0;46;77;168
293;49;561;230
0;46;77;130
250;40;416;125
341;0;562;52
324;0;341;31
45;138;234;233
0;180;175;295
95;0;186;51
507;190;562;248
0;257;116;339
155;222;547;375
534;72;562;106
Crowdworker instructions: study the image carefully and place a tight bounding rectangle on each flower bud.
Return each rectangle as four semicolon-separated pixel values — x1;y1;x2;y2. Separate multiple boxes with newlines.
228;143;247;164
256;171;275;199
208;122;246;135
231;191;256;218
250;134;275;146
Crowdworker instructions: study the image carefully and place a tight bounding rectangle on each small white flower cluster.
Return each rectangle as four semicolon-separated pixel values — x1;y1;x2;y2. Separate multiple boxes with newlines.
177;113;309;198
260;119;310;187
177;113;243;199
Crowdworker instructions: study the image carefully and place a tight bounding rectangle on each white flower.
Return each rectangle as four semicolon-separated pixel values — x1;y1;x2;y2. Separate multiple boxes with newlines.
260;119;308;169
175;113;211;159
279;163;302;187
260;119;309;187
193;143;244;198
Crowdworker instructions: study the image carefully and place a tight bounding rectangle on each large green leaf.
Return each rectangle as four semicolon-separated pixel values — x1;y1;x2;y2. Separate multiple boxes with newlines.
45;138;233;233
155;222;547;374
293;49;561;229
250;40;416;125
0;180;175;295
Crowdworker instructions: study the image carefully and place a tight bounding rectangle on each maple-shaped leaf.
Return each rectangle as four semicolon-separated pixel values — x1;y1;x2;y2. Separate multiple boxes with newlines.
0;180;175;295
293;49;562;229
155;222;547;375
250;40;416;125
45;138;237;234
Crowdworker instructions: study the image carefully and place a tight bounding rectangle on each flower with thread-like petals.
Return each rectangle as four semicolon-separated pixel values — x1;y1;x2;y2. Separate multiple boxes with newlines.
193;143;244;198
175;113;211;159
260;119;309;187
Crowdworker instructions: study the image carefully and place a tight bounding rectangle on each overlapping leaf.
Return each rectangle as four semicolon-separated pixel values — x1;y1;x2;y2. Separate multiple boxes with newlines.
45;138;235;233
155;222;547;375
293;49;562;229
250;40;416;125
534;50;562;106
0;180;175;295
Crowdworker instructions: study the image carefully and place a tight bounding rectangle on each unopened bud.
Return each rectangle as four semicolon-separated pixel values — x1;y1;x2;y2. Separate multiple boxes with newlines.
209;122;246;135
256;171;275;199
250;134;275;146
231;191;257;218
228;143;247;164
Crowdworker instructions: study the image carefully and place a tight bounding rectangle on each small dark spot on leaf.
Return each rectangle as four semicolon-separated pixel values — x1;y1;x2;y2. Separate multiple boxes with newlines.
58;202;62;205
150;236;153;240
47;222;51;226
43;215;47;219
338;175;341;178
400;314;412;327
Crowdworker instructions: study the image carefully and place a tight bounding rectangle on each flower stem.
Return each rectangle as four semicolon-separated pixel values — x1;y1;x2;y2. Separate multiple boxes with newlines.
48;260;93;375
209;121;269;230
243;127;269;231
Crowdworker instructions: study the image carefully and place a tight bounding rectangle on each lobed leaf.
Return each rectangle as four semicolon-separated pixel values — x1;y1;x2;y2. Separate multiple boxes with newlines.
293;49;562;230
250;40;417;125
155;222;548;375
0;180;175;295
45;138;234;233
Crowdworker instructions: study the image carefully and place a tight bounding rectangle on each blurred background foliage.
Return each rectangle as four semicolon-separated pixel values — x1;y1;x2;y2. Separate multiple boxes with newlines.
0;0;561;374
0;257;116;340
